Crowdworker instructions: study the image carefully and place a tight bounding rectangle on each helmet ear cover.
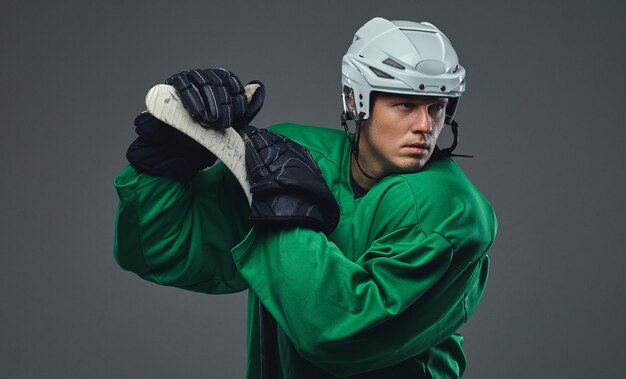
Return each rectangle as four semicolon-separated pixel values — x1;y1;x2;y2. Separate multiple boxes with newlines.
445;96;459;124
341;86;358;120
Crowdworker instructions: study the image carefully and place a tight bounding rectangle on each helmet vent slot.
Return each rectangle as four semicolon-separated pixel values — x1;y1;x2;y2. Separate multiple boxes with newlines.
369;66;394;79
382;58;405;70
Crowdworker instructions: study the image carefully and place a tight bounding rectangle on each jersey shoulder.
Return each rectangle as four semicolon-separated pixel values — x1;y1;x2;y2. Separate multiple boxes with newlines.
268;123;347;158
400;158;486;201
393;158;497;259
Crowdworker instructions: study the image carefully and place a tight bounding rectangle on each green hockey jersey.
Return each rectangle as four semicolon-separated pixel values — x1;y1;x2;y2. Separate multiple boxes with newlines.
114;123;497;378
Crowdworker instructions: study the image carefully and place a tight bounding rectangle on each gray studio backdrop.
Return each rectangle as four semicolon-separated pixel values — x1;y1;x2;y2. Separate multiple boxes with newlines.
1;1;624;378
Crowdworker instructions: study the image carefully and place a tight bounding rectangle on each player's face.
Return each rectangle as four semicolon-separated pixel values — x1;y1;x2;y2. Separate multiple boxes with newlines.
358;93;448;176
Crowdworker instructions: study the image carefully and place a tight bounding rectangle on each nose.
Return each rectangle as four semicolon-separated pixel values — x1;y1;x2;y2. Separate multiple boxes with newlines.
410;105;433;134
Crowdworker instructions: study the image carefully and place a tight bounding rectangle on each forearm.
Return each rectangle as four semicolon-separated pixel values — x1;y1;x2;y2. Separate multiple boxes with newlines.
114;163;251;294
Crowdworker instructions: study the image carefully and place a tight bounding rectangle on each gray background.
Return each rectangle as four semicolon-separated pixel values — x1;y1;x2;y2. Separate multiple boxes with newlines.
1;0;624;378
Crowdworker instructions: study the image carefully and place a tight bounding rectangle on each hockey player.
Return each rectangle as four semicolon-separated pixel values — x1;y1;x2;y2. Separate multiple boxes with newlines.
114;17;497;378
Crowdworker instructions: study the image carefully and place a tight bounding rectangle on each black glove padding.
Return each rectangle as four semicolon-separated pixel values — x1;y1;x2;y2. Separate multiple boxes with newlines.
126;112;217;182
165;68;264;129
241;126;340;235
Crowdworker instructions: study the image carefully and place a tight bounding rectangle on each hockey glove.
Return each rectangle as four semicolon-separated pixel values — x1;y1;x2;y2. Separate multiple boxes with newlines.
165;68;265;129
126;111;217;182
241;126;340;235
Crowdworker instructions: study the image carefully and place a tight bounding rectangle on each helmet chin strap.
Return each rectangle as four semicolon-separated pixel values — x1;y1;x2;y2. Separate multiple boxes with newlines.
341;111;385;181
434;117;474;158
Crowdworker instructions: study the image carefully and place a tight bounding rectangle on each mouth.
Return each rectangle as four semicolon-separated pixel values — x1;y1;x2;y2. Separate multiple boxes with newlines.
402;142;431;155
405;142;430;149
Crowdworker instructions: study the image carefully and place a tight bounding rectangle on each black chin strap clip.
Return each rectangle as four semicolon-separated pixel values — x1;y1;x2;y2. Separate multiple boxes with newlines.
341;111;365;157
435;118;474;159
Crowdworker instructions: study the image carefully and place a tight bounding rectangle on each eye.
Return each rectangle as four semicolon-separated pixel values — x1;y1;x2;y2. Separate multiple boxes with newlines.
395;102;415;110
428;103;446;116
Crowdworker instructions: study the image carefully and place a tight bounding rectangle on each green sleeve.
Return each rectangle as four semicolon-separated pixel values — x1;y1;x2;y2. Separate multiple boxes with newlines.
231;178;495;376
113;163;251;294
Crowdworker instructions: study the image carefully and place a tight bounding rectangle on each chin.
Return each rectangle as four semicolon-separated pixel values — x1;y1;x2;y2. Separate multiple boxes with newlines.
390;160;427;174
399;155;431;172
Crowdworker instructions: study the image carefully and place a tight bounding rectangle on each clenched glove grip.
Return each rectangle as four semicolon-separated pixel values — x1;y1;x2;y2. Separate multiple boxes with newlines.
241;126;340;235
126;112;217;182
166;68;254;129
127;68;266;182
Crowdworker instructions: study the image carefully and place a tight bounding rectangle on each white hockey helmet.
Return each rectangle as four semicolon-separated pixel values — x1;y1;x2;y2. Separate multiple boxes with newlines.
341;17;465;122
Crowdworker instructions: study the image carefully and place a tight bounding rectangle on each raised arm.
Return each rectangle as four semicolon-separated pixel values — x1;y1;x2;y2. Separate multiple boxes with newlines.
114;68;265;294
